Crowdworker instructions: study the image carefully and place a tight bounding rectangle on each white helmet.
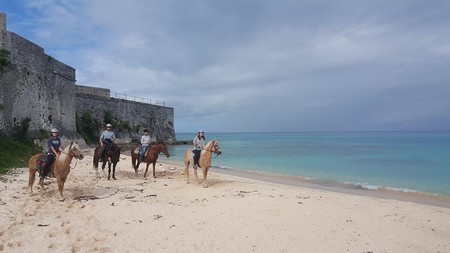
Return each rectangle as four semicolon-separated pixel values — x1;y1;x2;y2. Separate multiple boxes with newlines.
198;130;204;133
106;123;112;127
51;128;59;133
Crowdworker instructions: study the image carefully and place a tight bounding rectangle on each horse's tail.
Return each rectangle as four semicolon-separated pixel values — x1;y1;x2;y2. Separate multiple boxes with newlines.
28;153;43;193
184;149;193;166
93;146;100;171
131;147;137;170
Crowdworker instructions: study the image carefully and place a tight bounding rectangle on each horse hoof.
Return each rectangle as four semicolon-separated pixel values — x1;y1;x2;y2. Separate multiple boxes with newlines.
113;177;117;180
204;185;208;188
59;197;65;202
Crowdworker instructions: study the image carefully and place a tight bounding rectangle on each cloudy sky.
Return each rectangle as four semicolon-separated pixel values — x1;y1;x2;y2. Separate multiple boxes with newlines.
2;0;450;133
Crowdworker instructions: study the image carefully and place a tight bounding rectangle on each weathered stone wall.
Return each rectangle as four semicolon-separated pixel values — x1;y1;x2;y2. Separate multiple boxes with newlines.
0;13;77;139
0;12;176;144
75;94;175;143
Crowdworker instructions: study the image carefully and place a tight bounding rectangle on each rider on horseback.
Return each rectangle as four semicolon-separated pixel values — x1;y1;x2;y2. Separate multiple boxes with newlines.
193;130;205;167
41;128;63;179
99;123;116;161
140;129;151;162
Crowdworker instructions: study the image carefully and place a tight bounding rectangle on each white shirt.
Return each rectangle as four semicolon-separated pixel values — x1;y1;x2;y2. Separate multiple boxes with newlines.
141;135;151;146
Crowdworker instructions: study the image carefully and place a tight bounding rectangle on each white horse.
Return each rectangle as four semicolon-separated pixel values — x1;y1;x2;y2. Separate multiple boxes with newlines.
28;141;84;200
183;139;222;188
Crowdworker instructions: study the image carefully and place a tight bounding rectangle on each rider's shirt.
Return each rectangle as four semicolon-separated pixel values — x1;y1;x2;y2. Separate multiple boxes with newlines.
193;136;205;150
101;130;116;142
141;135;151;147
47;137;61;155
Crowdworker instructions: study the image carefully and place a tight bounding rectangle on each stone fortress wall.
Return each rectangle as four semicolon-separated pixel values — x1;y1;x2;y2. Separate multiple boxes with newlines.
0;12;176;144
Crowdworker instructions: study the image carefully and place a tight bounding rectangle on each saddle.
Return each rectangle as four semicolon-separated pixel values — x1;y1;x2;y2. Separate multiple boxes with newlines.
36;155;47;175
36;155;54;177
134;146;149;157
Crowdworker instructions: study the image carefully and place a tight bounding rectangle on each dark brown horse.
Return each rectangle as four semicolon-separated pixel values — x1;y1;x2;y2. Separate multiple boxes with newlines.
131;143;170;178
93;142;121;180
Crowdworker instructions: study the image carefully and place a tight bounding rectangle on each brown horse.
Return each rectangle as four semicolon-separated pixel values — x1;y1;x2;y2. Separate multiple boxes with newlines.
131;143;170;178
93;142;121;180
28;141;84;200
183;139;222;188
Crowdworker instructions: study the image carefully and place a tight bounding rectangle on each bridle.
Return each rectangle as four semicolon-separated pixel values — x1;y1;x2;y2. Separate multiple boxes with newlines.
61;145;83;169
203;140;222;158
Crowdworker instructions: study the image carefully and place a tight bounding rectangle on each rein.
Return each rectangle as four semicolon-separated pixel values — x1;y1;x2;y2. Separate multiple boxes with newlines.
202;146;221;158
60;149;81;169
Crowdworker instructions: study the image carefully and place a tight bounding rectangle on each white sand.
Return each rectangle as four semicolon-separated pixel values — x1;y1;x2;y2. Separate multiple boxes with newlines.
1;149;450;252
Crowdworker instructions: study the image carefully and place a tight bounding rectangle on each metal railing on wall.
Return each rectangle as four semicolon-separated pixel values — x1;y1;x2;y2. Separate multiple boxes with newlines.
111;92;166;106
75;85;166;107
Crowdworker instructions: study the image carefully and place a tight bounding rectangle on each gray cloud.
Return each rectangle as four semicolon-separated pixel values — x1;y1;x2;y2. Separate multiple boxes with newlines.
2;0;450;132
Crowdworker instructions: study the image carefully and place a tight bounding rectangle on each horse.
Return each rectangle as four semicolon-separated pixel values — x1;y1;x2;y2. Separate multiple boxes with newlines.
93;142;121;180
131;143;171;178
28;141;84;200
183;139;222;188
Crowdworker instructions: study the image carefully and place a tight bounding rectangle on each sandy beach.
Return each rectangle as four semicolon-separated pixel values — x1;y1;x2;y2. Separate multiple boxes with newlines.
1;148;450;253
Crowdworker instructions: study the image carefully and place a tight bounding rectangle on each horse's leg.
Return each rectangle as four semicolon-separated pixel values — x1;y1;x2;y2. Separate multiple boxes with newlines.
101;161;107;177
143;162;150;178
132;155;139;177
112;162;117;180
194;165;200;184
107;162;112;180
184;161;190;184
202;167;209;188
57;176;66;201
28;167;36;194
153;163;157;178
39;178;45;191
135;159;141;177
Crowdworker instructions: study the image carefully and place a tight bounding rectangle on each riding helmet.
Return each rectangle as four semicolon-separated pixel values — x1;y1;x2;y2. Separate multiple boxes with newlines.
106;123;112;127
51;128;59;133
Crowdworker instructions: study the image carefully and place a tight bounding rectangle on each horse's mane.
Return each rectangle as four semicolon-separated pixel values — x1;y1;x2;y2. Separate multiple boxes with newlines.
58;142;78;162
62;142;74;153
109;142;120;151
204;139;215;149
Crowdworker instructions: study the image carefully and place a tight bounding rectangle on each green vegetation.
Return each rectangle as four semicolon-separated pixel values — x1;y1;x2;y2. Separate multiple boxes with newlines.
103;111;115;127
0;48;11;71
103;110;132;132
12;117;32;142
1;117;42;175
76;110;101;145
77;110;136;144
0;133;42;176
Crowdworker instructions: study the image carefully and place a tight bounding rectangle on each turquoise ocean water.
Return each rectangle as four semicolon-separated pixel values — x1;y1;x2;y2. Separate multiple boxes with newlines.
164;132;450;196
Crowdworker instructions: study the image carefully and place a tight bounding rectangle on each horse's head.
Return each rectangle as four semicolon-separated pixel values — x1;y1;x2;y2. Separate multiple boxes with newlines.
161;143;171;158
210;140;222;156
69;142;84;160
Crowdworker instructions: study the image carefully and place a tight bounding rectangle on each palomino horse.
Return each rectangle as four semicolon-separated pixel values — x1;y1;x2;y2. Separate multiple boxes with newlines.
93;142;121;180
183;139;222;188
131;143;171;178
28;141;84;200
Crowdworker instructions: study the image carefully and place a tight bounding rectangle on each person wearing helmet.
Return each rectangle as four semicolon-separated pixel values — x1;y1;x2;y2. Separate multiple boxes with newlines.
99;123;116;161
41;128;63;179
192;130;205;167
140;129;151;162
